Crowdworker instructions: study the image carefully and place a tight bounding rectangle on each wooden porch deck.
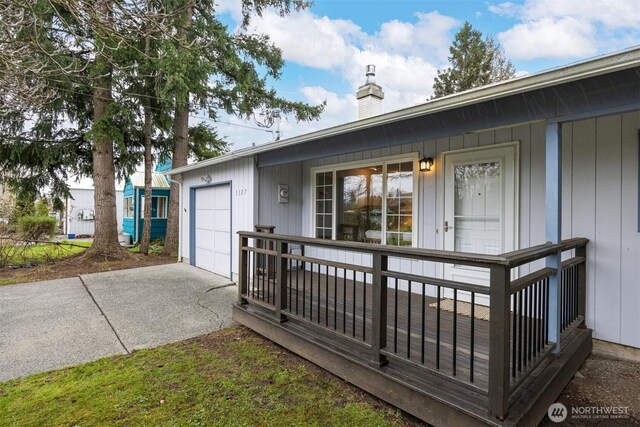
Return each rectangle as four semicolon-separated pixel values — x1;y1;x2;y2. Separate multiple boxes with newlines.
249;270;493;389
233;232;592;426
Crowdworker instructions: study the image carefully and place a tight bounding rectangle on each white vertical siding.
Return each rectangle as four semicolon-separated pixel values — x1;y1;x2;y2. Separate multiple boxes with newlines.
180;157;255;279
66;189;124;235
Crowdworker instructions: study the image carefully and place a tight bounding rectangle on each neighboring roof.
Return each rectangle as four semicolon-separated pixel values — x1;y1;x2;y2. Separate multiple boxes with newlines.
169;46;640;176
129;172;170;189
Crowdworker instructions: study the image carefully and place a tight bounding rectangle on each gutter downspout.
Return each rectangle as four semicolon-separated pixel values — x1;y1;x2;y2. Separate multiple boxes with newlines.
134;188;138;244
165;174;183;263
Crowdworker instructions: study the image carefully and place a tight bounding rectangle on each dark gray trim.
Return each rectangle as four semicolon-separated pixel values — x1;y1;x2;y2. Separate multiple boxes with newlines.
189;180;233;279
257;69;639;167
547;102;639;124
638;129;640;232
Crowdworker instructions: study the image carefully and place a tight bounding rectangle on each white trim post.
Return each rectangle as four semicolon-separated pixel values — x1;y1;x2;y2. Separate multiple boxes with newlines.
545;122;562;352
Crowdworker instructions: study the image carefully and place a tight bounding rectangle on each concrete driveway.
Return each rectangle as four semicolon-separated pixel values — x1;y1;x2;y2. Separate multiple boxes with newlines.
0;263;236;382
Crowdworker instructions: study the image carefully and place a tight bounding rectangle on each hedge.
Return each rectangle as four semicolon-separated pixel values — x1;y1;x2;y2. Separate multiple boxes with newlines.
17;216;57;240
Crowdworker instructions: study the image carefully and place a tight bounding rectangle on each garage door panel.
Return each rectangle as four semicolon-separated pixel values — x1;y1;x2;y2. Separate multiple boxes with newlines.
213;231;231;254
213;211;231;231
195;248;214;272
195;188;215;209
195;230;214;251
193;184;231;278
195;209;213;229
214;190;230;209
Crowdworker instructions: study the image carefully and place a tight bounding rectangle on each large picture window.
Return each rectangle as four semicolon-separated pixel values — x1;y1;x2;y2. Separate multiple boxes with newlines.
313;157;416;246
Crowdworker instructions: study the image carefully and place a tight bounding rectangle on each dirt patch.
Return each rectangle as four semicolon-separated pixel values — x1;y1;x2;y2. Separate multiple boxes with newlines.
540;356;640;426
0;252;176;285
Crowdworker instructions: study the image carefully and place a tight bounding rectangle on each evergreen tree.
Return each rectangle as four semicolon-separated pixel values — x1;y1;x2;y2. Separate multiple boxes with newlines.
432;22;515;99
159;0;325;257
0;0;323;258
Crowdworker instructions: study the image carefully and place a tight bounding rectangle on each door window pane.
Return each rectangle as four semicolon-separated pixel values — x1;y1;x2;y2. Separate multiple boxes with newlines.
454;162;501;255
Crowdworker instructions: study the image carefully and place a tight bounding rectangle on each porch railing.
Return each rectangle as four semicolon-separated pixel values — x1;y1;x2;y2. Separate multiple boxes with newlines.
237;231;588;420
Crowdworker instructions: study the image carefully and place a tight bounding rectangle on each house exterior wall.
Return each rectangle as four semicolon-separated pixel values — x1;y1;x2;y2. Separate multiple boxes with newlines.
180;156;256;280
255;111;640;348
122;186;169;241
257;162;303;236
66;188;123;235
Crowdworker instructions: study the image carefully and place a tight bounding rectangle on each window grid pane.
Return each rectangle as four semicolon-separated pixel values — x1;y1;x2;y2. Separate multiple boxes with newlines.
314;160;414;246
386;161;413;246
315;172;333;239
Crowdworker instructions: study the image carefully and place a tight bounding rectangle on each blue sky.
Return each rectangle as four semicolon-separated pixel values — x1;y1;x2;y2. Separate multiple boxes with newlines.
209;0;639;150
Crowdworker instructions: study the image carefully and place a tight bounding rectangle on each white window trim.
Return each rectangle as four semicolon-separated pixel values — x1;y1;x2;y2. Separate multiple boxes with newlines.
140;195;168;219
310;152;420;247
124;196;134;219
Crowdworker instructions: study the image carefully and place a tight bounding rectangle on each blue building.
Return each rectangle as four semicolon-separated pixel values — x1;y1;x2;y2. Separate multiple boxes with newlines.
122;162;171;242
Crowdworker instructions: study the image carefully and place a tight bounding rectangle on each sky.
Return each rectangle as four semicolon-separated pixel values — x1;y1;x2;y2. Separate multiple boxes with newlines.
207;0;640;151
69;0;639;189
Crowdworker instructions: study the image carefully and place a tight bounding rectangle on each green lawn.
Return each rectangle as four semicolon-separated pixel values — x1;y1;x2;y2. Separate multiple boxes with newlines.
2;240;92;266
0;328;406;427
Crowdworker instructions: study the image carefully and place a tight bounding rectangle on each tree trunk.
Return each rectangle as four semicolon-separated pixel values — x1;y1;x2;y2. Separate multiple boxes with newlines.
85;0;126;259
164;3;193;258
164;104;188;257
140;34;153;255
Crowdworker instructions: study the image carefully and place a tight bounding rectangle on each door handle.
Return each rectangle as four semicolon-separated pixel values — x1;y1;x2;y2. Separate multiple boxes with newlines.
444;221;453;232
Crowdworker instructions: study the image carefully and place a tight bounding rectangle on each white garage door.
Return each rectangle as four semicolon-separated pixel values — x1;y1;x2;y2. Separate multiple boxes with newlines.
194;185;231;277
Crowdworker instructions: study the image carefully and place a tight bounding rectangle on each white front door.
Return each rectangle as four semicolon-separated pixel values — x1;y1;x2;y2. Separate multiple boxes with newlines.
443;143;518;295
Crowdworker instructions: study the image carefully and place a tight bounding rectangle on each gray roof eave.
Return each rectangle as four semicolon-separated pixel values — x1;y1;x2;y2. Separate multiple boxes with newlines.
168;47;640;176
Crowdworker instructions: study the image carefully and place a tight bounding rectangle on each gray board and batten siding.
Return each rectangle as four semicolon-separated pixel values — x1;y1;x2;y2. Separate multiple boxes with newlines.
256;111;640;349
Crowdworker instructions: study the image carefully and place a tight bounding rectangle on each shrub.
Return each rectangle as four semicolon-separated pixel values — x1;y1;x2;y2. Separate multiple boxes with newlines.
17;216;56;240
35;199;50;217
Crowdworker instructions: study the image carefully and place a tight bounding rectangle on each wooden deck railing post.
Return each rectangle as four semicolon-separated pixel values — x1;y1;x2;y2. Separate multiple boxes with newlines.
370;251;388;367
238;235;248;305
576;244;586;319
488;264;511;420
275;240;288;322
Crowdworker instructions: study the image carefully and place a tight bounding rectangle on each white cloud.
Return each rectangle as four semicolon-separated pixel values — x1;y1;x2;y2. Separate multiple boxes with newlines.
492;0;640;60
488;2;519;17
208;3;463;148
499;17;596;59
246;7;456;111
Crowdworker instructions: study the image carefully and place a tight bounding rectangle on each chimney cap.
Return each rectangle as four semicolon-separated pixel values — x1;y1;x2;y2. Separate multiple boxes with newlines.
365;64;376;84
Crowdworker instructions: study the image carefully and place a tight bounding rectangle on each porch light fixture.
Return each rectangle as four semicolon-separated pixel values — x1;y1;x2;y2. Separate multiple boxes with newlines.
419;157;434;172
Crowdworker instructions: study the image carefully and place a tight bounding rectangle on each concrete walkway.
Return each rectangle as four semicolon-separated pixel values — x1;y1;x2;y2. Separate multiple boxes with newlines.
0;263;236;382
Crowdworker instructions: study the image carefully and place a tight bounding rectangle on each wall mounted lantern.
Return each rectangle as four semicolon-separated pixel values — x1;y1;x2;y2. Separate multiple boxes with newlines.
419;157;434;172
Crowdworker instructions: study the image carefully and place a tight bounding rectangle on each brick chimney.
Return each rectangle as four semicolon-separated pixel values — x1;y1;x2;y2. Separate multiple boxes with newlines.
356;65;384;119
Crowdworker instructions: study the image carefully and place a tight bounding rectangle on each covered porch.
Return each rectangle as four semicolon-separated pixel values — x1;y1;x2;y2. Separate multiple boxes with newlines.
233;232;591;426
